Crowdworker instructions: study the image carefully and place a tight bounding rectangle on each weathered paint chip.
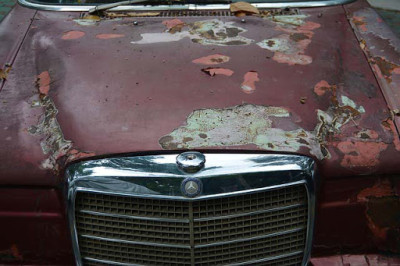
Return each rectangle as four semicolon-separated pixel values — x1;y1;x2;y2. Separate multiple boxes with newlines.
313;80;332;96
192;54;230;65
257;18;320;65
201;67;233;77
337;141;388;168
241;71;259;94
62;30;85;40
36;71;51;95
159;104;323;158
132;19;253;46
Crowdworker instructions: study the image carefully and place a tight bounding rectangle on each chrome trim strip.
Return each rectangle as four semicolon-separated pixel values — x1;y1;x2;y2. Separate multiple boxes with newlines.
18;0;356;12
230;250;304;266
80;234;191;249
78;209;190;223
84;257;143;266
74;180;306;201
194;202;307;222
67;153;317;266
195;227;306;248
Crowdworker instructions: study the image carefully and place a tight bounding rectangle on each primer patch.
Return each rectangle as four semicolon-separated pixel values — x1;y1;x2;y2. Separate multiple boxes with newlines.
132;19;253;46
160;82;368;161
159;104;323;158
257;16;320;65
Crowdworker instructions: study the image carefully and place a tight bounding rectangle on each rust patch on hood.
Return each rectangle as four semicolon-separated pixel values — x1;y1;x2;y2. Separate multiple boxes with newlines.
192;54;230;65
257;16;320;65
132;19;253;46
372;57;400;83
28;72;95;171
357;179;400;253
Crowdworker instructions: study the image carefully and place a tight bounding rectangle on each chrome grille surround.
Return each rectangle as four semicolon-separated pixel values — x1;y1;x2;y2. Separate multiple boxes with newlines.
67;153;316;266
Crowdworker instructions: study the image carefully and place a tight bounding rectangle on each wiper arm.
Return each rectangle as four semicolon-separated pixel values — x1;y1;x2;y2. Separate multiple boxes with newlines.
88;0;150;14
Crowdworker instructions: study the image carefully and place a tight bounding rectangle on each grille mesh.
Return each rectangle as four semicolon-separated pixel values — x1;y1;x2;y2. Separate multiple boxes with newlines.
75;184;308;265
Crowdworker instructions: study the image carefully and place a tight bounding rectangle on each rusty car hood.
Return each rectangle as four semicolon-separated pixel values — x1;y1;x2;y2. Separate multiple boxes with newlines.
1;2;400;185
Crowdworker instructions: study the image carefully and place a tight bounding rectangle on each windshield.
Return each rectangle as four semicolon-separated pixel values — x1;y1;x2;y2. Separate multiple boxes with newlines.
22;0;349;7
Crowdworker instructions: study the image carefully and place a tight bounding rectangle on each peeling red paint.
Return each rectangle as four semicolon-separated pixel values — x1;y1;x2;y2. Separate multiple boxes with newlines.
337;141;388;168
66;149;96;162
241;71;259;94
372;57;400;83
358;179;394;202
259;20;321;65
352;16;367;32
313;80;331;96
311;254;400;266
96;34;125;39
192;54;230;65
201;67;233;77
36;71;51;95
356;178;400;252
61;30;85;40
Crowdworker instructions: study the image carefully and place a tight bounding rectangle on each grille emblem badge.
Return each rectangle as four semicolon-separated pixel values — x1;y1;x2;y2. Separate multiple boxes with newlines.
181;177;202;198
176;151;206;173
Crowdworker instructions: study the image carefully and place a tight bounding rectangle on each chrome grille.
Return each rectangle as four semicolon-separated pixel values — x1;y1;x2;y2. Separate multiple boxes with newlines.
75;184;308;265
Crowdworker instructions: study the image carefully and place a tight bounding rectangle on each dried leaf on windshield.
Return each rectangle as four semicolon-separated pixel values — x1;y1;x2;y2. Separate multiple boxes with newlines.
230;2;259;17
162;19;185;34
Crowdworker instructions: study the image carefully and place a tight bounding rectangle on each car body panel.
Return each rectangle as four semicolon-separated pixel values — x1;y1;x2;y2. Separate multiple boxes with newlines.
1;0;400;264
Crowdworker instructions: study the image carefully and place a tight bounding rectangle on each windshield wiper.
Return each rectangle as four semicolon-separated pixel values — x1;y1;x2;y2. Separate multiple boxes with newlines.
88;0;151;14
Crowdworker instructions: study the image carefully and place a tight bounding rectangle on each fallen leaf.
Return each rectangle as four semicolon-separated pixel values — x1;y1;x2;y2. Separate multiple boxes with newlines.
230;2;259;17
202;67;234;77
82;15;101;21
0;66;11;80
162;18;185;34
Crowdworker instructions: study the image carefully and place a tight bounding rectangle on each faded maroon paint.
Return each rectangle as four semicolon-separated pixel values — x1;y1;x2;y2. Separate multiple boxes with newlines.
0;0;400;263
0;5;36;92
0;188;74;264
2;4;398;185
311;254;400;265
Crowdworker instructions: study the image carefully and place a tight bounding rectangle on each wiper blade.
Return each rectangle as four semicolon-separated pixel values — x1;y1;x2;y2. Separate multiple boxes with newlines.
88;0;150;14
